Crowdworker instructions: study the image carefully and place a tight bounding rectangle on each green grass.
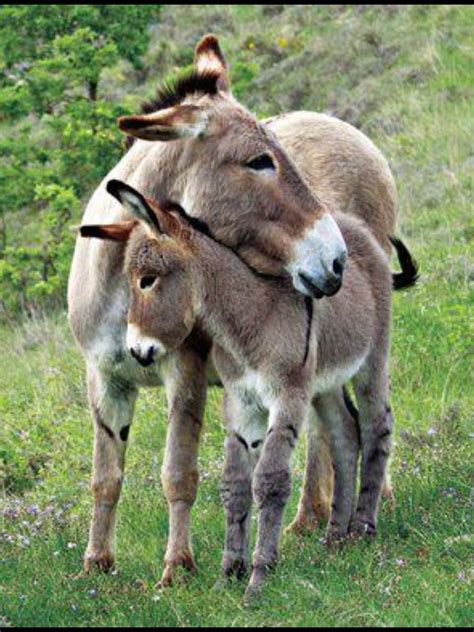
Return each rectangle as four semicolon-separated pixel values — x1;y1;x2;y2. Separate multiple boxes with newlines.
1;4;473;628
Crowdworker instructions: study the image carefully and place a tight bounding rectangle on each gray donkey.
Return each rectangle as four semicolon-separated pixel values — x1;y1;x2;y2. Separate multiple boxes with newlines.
79;180;418;602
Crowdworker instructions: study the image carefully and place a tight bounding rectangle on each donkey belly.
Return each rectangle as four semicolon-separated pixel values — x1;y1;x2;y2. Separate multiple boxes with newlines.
312;355;366;396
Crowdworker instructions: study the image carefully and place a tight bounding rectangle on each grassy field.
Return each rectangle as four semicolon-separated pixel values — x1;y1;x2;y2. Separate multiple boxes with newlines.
1;4;473;628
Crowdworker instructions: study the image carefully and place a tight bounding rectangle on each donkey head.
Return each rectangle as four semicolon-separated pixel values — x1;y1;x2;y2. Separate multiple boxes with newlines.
117;35;347;298
80;181;198;366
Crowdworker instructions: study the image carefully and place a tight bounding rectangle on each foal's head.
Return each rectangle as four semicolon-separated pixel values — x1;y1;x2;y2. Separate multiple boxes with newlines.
117;35;347;298
80;181;200;366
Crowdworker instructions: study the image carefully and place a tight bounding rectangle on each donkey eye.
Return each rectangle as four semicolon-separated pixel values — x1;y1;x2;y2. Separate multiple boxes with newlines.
139;275;158;290
245;154;275;171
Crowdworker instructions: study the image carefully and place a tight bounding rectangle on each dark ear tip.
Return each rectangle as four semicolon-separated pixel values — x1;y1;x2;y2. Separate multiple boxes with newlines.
106;179;124;201
117;116;132;132
196;33;224;59
79;225;95;238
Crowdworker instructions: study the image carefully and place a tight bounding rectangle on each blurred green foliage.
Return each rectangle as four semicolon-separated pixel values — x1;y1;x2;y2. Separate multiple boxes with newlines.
0;5;161;316
0;4;471;323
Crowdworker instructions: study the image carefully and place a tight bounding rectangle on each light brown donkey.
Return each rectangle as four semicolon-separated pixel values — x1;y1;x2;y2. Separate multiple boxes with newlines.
68;34;397;585
79;180;418;602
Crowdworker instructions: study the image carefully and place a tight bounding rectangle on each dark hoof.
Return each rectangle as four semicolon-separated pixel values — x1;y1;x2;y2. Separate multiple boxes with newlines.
323;524;349;548
349;519;377;539
223;556;249;581
84;552;115;574
156;550;197;589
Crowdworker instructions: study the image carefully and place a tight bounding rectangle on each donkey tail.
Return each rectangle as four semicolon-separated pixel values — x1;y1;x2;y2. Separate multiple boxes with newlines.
390;236;419;291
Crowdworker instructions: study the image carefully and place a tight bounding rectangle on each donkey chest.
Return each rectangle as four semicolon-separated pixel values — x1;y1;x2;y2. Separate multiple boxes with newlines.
233;369;277;414
312;355;366;396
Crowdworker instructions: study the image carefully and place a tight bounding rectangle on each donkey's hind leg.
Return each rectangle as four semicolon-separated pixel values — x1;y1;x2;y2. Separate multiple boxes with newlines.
85;364;138;572
313;388;360;543
351;354;394;538
286;412;333;535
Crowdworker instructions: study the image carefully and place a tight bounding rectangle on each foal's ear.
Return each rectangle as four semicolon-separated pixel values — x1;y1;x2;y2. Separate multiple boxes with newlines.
194;34;230;92
106;179;161;232
106;179;185;240
118;104;208;142
79;221;137;242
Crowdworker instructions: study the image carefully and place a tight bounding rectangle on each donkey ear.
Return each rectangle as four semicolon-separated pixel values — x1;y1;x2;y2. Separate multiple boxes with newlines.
194;34;230;92
118;104;208;142
106;179;186;240
79;221;137;242
106;179;163;233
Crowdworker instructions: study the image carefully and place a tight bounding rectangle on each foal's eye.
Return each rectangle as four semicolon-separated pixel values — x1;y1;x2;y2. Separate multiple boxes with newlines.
245;153;275;171
139;275;158;290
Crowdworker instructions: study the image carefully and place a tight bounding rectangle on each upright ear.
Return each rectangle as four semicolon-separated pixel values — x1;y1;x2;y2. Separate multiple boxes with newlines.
79;221;137;242
118;104;208;142
106;179;186;240
194;34;230;92
106;179;161;232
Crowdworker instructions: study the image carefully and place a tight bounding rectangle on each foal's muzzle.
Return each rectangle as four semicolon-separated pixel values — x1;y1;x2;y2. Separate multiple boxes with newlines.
126;323;165;367
130;345;157;367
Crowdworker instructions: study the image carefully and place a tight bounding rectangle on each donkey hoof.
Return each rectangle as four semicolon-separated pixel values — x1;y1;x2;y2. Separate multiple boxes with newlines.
322;524;349;549
243;582;263;608
83;551;115;574
242;564;272;606
285;514;320;537
349;519;377;540
156;550;197;589
223;556;249;581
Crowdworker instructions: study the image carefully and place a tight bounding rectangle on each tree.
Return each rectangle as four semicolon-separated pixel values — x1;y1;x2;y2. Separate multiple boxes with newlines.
0;5;161;317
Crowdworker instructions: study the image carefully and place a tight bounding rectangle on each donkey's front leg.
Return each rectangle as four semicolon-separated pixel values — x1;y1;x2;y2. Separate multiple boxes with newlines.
220;431;253;581
159;346;208;587
245;393;308;602
219;392;264;582
287;414;333;535
85;365;137;572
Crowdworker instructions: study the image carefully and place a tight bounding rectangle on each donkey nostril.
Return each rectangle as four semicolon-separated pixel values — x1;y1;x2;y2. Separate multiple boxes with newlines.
332;257;344;277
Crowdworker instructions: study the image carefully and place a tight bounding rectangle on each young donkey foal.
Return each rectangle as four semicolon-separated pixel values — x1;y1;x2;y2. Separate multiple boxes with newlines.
81;180;417;598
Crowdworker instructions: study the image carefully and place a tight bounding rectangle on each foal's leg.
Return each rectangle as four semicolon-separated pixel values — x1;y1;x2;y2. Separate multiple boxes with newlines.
286;412;333;534
220;394;264;581
85;364;138;572
313;389;360;543
245;391;308;602
159;344;208;587
351;354;394;537
220;432;253;580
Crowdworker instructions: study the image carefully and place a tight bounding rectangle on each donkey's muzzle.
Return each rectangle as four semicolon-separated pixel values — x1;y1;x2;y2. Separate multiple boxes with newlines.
297;269;342;299
130;345;156;367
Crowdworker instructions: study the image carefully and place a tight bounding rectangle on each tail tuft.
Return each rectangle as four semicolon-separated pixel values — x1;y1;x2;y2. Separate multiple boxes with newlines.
390;236;419;291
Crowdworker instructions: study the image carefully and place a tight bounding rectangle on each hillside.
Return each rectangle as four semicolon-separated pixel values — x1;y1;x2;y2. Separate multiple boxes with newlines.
0;5;472;627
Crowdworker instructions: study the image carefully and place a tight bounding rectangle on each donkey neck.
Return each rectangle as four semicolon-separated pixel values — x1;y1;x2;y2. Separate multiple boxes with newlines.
191;233;303;368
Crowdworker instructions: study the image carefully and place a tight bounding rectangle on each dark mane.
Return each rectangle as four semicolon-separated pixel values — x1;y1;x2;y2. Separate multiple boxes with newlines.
140;69;220;115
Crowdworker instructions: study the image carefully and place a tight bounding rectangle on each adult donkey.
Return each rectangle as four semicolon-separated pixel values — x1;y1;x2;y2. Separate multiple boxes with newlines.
68;35;397;585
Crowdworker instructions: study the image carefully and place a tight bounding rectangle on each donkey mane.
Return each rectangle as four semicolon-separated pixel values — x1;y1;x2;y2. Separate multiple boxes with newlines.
140;69;221;115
